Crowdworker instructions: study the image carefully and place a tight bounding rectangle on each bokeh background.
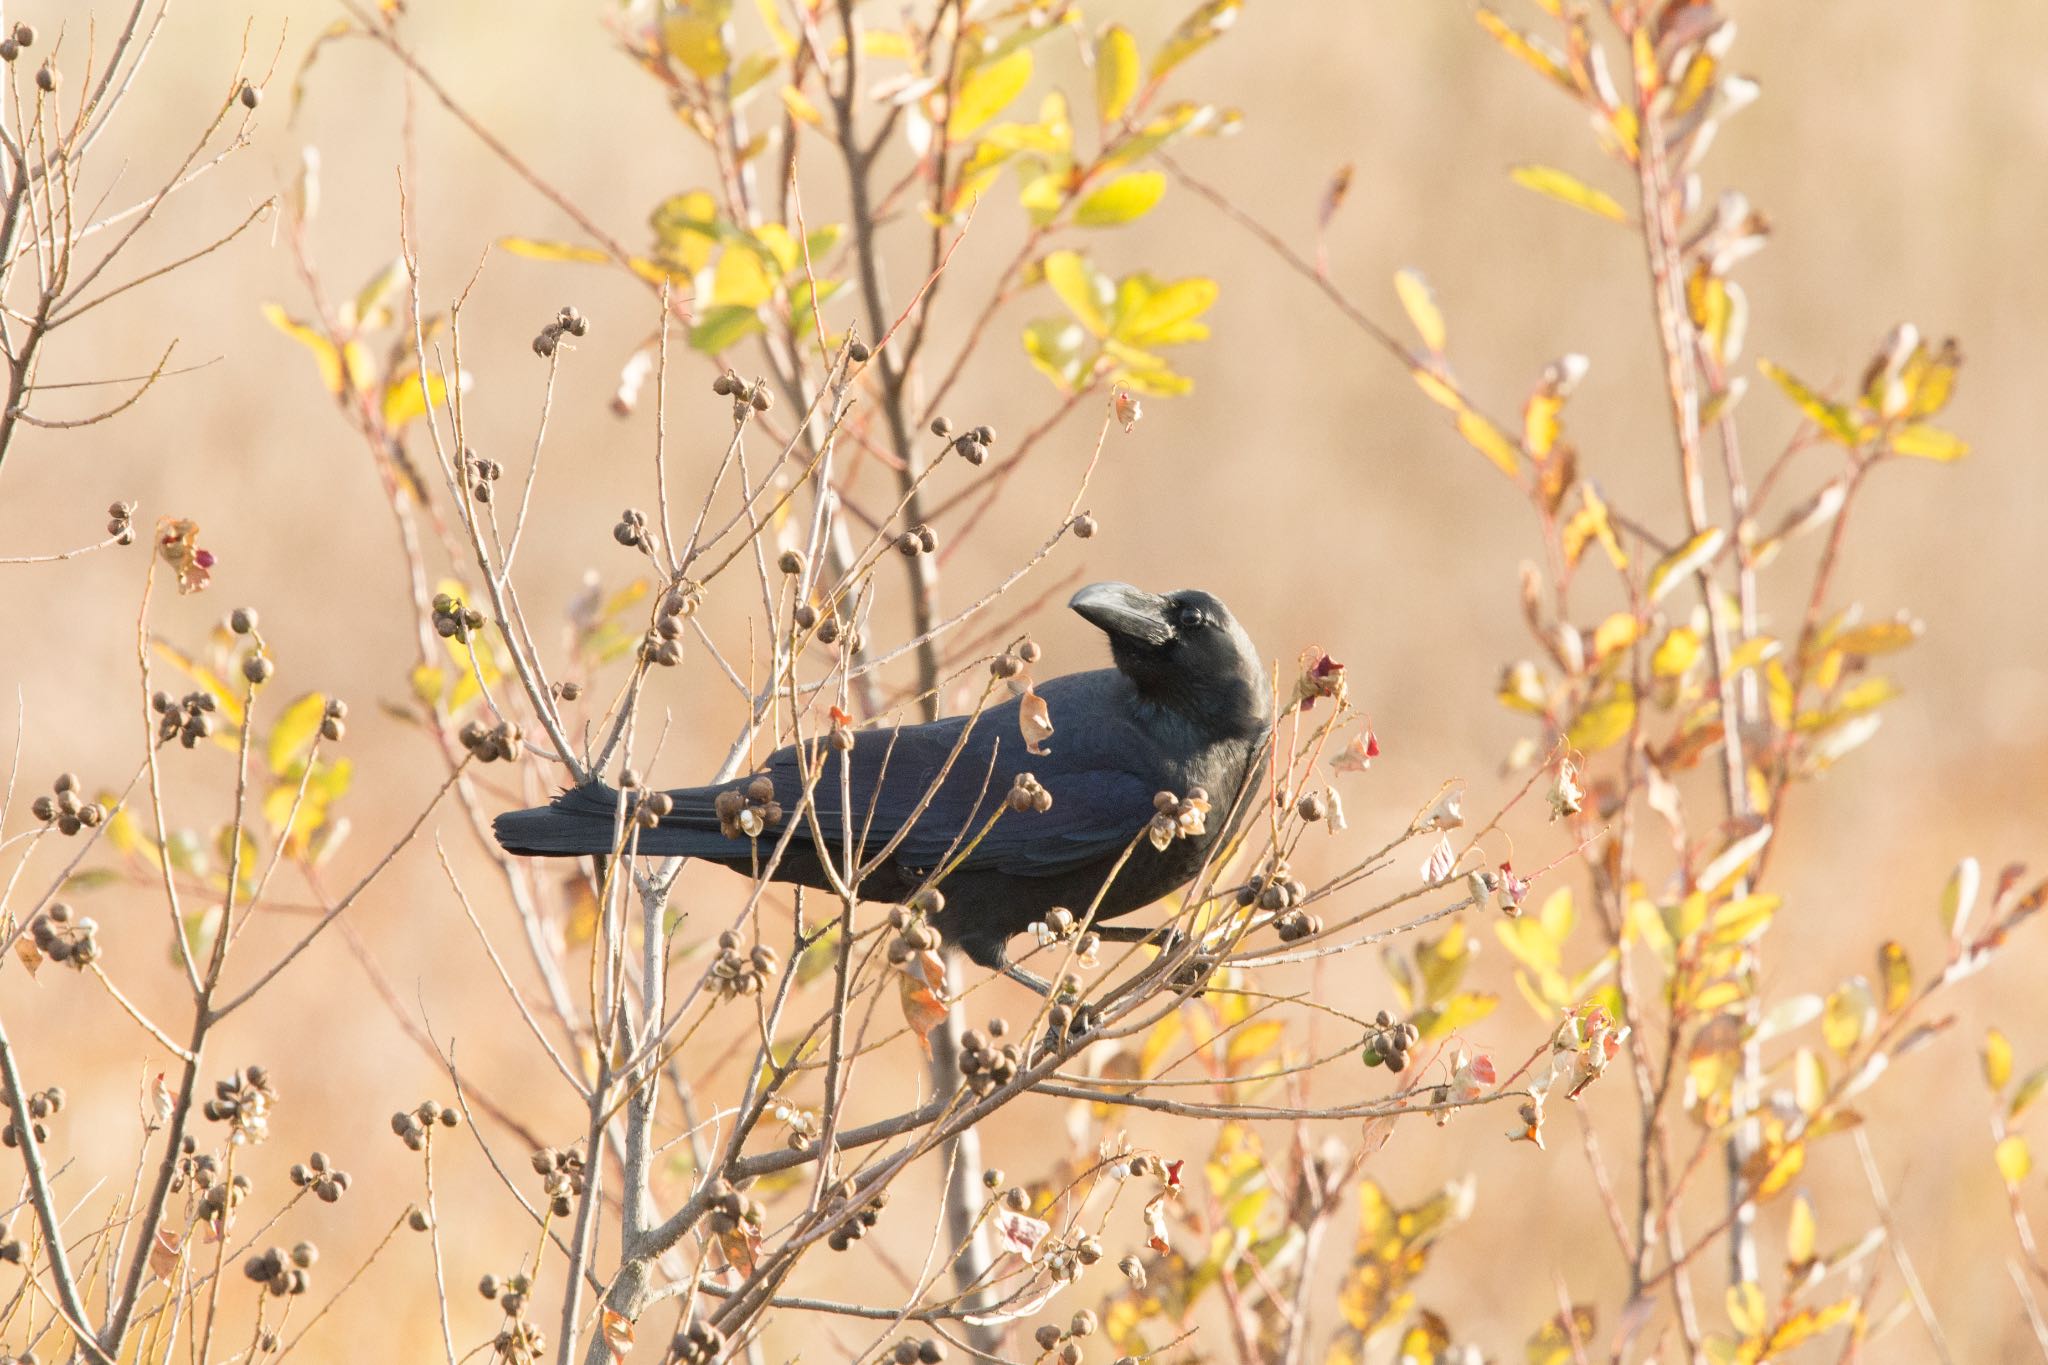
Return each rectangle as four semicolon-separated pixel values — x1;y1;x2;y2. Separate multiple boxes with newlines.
2;0;2045;1359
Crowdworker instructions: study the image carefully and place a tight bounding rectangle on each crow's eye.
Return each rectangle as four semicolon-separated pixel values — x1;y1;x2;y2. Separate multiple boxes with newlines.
1177;606;1205;630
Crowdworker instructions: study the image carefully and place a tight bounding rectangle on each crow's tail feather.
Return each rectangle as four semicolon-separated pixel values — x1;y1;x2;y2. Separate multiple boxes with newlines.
492;783;629;857
494;782;759;860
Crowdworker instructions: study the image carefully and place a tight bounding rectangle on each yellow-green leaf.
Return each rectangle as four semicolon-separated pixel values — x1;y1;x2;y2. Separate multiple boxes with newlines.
1995;1134;2032;1187
1455;408;1521;478
1153;0;1240;81
1707;893;1780;948
1475;10;1576;94
267;693;329;777
1043;250;1109;335
1412;991;1497;1042
950;50;1032;139
382;369;456;429
662;0;734;79
1509;164;1627;223
1984;1028;2014;1091
1526;1306;1596;1365
1647;526;1727;604
1726;1281;1766;1339
1074;171;1165;227
1759;359;1865;446
1095;24;1140;124
1566;685;1635;753
498;237;613;266
1787;1193;1817;1270
1877;940;1912;1013
1821;978;1875;1055
2011;1066;2048;1122
1393;268;1447;354
261;303;372;396
1890;423;1968;462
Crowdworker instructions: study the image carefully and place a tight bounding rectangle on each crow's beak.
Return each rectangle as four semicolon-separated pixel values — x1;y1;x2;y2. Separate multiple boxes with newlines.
1070;581;1173;646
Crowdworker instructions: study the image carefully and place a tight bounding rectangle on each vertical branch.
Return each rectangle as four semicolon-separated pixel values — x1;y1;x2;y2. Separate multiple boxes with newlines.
1626;18;1761;1288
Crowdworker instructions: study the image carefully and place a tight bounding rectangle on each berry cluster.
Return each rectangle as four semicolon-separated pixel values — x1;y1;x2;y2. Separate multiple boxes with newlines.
432;591;487;642
1006;771;1053;814
107;499;137;545
1146;786;1210;849
27;903;97;968
241;1241;316;1297
287;1150;352;1203
957;1019;1020;1096
884;898;943;965
459;718;525;764
894;523;939;557
153;690;218;748
1033;1310;1102;1365
886;1339;948;1364
668;1317;725;1365
1361;1010;1421;1073
0;1084;62;1149
1239;859;1310;914
710;370;773;416
202;1064;277;1143
709;931;780;998
390;1099;460;1151
824;1179;888;1252
530;1145;587;1217
929;416;996;466
639;580;701;667
532;304;588;358
712;776;782;839
704;1180;765;1247
465;449;505;504
0;22;37;65
29;773;104;834
478;1270;534;1317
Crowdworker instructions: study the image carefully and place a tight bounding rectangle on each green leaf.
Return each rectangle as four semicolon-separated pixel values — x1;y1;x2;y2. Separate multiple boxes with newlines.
1508;164;1627;223
1074;171;1165;227
1647;526;1727;604
1095;24;1140;125
689;304;763;355
950;49;1033;139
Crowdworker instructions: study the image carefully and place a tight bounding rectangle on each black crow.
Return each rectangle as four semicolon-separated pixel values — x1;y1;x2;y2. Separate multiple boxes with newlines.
493;582;1271;975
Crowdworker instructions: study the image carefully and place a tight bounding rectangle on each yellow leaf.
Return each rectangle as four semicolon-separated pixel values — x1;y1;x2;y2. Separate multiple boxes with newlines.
1755;1141;1805;1200
1509;164;1627;223
1765;1300;1859;1355
710;244;773;309
1074;172;1165;227
1726;1281;1766;1339
1115;275;1216;347
1984;1028;2014;1091
780;84;824;128
1393;268;1446;354
1647;526;1727;604
1474;10;1576;94
1821;978;1874;1055
382;369;455;429
1410;367;1461;412
1786;1194;1817;1270
950;49;1032;139
1996;1135;2032;1187
1877;941;1912;1013
1708;893;1780;947
267;693;329;777
1793;1047;1827;1116
662;0;734;79
1224;1018;1286;1067
1561;485;1627;570
1412;991;1497;1041
1152;0;1241;81
1455;408;1522;478
261;303;372;395
1831;616;1922;657
499;237;612;265
1759;359;1865;446
1526;1306;1597;1365
1566;684;1635;753
1043;250;1109;335
1095;24;1140;124
1890;424;1969;461
1138;1011;1184;1077
1592;613;1639;660
1653;626;1701;678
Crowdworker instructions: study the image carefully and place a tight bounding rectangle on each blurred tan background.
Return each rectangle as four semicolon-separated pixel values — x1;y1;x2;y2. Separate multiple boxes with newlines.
2;0;2045;1359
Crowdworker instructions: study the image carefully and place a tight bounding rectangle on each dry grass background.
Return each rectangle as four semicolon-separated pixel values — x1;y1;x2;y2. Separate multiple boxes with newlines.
2;1;2045;1359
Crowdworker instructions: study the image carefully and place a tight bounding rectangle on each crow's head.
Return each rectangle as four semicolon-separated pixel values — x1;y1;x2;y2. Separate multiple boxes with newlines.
1069;582;1271;737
